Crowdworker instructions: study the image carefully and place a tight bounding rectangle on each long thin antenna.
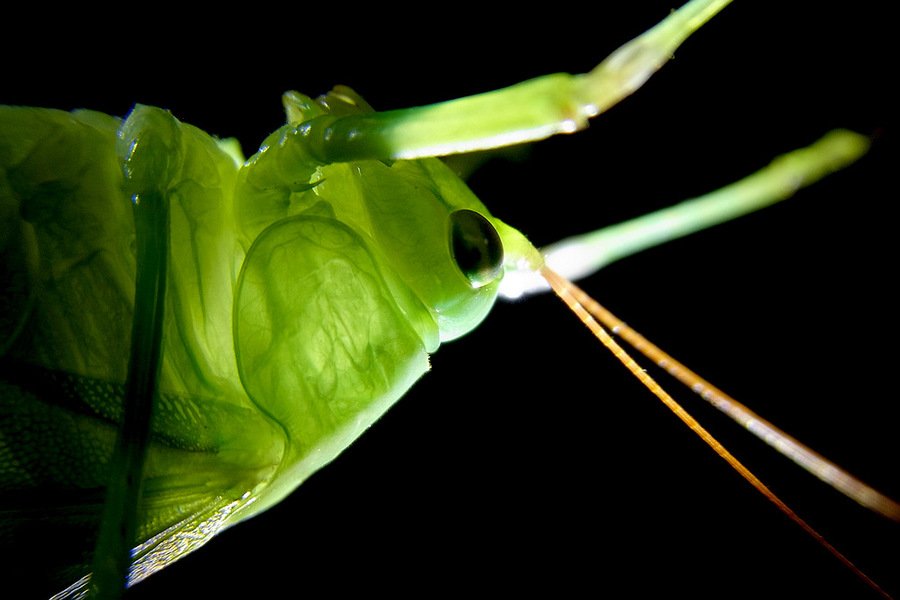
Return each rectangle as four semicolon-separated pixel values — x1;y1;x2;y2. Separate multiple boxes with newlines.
540;266;891;599
561;274;900;522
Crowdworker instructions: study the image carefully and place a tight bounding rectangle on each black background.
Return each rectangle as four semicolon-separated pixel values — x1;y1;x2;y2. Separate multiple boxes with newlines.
3;2;895;598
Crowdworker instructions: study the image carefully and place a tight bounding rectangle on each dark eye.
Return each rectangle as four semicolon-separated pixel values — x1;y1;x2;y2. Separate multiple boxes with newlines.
448;209;504;288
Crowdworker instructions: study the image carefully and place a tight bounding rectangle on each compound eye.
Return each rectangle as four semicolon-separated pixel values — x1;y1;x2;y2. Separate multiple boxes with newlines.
448;209;504;288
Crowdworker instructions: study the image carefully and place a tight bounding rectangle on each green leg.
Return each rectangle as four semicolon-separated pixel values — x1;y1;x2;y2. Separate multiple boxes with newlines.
88;106;175;599
291;0;733;163
499;129;872;298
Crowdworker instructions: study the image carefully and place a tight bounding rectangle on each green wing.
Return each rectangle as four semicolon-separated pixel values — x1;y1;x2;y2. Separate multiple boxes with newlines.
0;106;284;596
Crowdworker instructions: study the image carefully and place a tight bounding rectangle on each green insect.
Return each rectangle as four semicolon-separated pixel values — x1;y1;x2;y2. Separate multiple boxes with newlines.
1;2;894;599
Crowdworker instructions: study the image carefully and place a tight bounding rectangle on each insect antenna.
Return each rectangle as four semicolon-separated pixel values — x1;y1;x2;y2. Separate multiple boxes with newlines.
539;266;893;600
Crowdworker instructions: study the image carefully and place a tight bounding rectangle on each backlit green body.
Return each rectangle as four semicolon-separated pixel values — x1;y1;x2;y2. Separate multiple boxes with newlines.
0;90;523;595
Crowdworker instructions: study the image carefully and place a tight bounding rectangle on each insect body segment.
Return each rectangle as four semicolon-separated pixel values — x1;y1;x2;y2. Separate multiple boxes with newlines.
228;89;533;519
234;87;527;351
1;83;534;595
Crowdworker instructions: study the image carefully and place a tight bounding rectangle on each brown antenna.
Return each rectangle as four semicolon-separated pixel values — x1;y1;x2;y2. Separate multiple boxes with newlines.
540;265;891;599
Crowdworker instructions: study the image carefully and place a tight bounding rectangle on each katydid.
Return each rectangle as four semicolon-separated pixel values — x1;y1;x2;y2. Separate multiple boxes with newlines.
0;1;894;598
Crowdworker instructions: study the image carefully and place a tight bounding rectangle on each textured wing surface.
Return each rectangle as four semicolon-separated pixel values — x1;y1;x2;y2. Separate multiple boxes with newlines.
0;106;283;596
